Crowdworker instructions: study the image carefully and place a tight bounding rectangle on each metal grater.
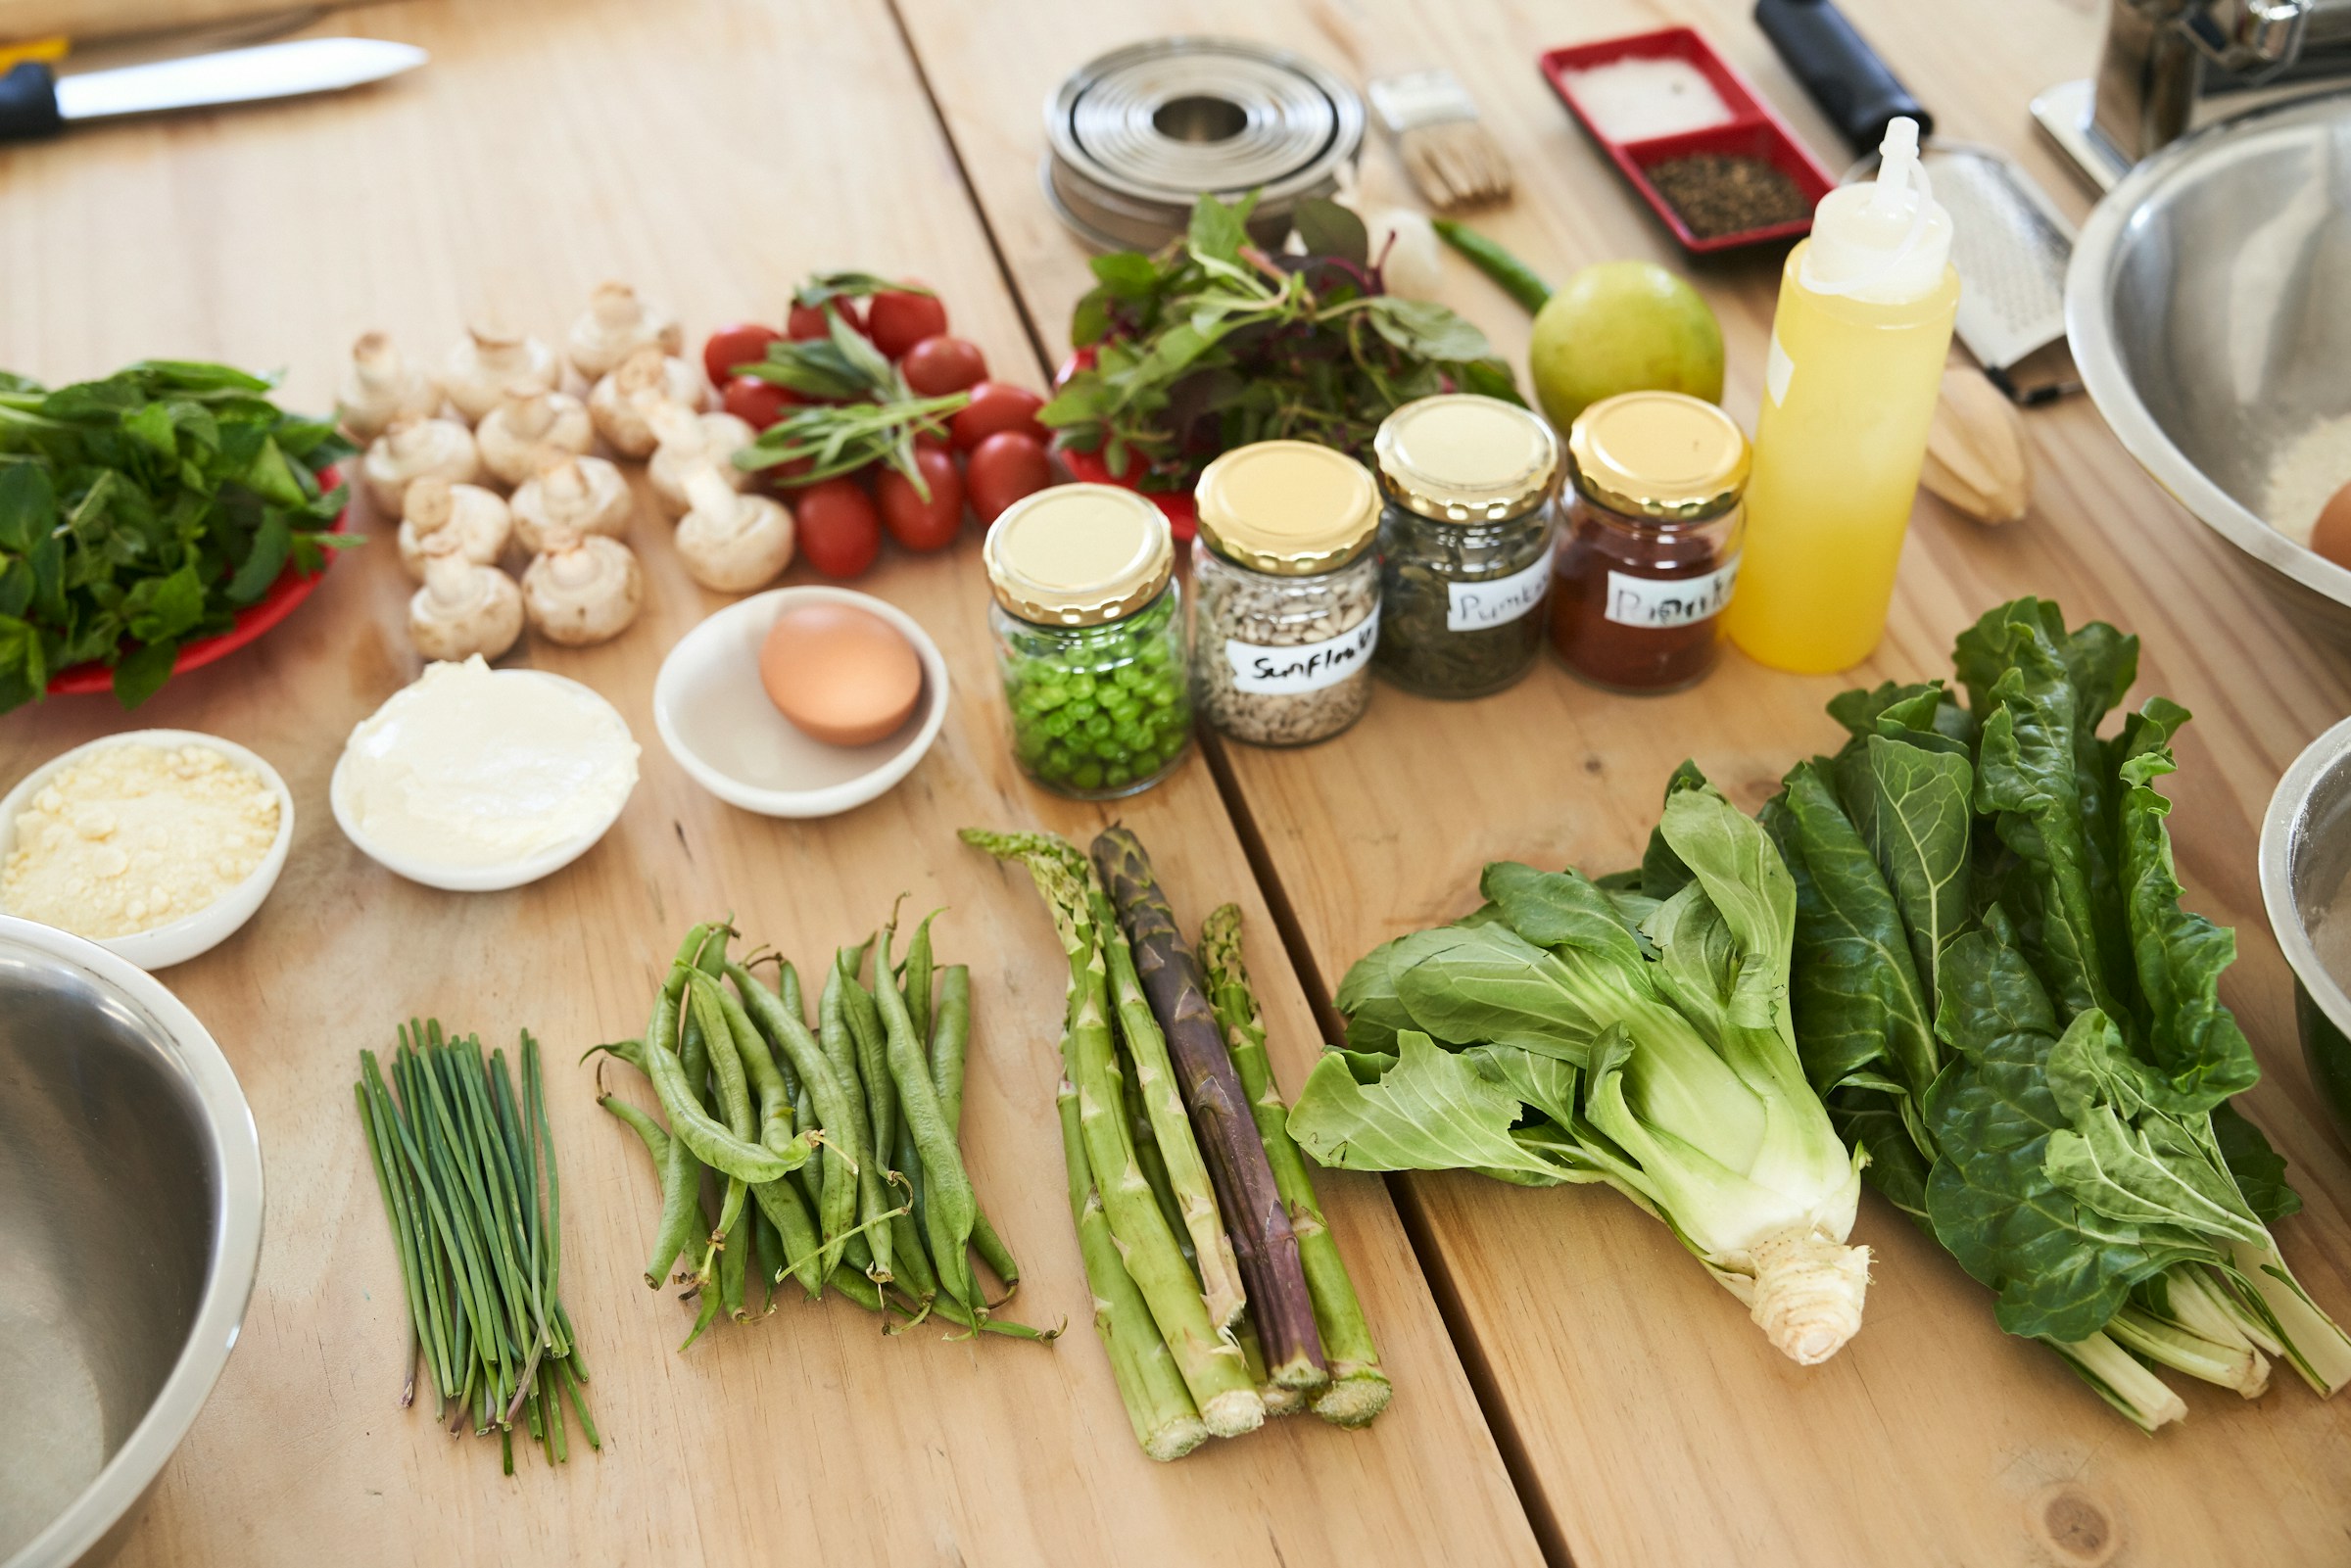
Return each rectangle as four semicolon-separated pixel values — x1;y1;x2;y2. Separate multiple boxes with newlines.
1846;143;2082;403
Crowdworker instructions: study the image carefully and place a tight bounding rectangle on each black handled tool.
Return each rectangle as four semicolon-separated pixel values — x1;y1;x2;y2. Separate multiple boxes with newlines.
0;38;425;144
1752;0;1931;151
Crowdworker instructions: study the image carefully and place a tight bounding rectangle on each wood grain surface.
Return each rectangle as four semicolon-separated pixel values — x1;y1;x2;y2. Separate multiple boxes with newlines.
893;0;2351;1564
0;2;1541;1564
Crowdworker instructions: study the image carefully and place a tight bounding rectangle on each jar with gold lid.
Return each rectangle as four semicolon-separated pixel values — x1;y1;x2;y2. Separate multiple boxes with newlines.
984;483;1191;798
1190;440;1381;747
1550;391;1749;693
1369;393;1561;699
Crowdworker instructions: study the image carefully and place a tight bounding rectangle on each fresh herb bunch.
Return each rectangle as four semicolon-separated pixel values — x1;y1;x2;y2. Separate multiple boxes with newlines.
1042;192;1518;492
0;360;353;712
734;308;964;498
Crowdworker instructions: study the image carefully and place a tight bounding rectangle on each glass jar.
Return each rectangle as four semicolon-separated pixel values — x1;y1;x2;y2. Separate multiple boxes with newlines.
984;484;1191;799
1369;394;1561;699
1190;440;1381;747
1550;391;1750;693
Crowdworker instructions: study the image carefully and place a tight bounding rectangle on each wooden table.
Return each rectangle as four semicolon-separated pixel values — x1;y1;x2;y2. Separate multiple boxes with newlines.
5;0;2349;1564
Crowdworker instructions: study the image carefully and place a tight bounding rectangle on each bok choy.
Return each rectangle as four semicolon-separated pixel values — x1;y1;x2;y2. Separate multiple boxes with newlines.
1763;597;2351;1429
1289;782;1872;1365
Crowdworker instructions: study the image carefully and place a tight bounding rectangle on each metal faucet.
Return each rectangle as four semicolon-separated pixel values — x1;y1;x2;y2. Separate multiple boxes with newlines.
2033;0;2351;187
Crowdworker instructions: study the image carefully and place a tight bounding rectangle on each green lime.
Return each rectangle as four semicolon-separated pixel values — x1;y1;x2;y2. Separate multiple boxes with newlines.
1528;261;1725;433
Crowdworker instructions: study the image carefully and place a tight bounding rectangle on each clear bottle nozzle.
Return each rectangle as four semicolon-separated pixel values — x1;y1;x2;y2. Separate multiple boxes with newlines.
1872;117;1921;210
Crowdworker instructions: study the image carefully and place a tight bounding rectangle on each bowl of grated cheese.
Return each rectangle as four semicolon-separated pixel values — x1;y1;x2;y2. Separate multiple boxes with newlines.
0;730;296;972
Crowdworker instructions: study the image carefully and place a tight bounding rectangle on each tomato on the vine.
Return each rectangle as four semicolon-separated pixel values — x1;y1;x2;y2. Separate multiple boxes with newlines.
787;299;865;341
966;432;1051;525
900;335;987;397
792;478;883;579
723;375;798;431
866;287;949;359
876;447;965;552
948;382;1048;451
702;324;783;387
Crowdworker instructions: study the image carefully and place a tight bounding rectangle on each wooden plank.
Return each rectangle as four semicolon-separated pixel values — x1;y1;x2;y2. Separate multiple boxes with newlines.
0;2;1542;1562
892;0;2351;1562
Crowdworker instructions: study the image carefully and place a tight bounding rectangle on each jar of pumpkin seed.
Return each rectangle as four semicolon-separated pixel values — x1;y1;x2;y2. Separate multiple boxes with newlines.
1190;440;1381;747
1370;393;1562;699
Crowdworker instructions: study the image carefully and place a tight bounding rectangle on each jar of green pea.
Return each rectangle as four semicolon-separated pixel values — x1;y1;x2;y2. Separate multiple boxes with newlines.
984;484;1191;799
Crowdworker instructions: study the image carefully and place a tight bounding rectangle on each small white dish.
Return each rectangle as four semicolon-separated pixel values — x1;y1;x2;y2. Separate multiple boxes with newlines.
330;668;636;892
654;586;949;818
0;729;296;971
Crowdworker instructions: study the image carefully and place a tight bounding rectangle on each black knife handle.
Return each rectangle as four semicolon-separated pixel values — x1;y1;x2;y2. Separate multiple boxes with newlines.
0;62;64;142
1753;0;1931;153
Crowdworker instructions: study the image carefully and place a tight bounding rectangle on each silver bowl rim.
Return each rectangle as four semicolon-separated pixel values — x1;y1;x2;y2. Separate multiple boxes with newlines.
2259;715;2351;1048
0;915;264;1568
2065;87;2351;611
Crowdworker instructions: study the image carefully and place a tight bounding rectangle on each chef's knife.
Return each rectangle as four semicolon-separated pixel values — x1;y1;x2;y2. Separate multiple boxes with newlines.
1752;0;1930;151
0;36;425;141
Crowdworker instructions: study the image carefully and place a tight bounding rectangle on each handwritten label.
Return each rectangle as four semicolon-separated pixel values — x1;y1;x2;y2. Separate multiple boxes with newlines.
1604;557;1741;629
1446;557;1552;633
1224;609;1380;694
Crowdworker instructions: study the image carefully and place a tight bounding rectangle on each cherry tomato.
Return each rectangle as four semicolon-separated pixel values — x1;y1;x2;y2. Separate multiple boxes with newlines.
722;375;799;431
948;382;1048;451
876;447;966;552
787;298;866;341
866;286;950;360
792;477;883;579
912;425;952;452
966;432;1052;525
900;335;987;397
703;323;783;387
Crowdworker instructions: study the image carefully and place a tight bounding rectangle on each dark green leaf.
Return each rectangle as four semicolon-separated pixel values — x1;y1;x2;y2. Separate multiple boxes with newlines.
225;508;291;604
2210;1101;2300;1223
0;461;55;553
1292;198;1369;267
111;639;178;709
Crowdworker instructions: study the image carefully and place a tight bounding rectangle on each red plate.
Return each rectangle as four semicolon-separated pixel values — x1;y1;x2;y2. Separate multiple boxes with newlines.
1540;27;1836;255
1052;351;1198;543
47;464;353;696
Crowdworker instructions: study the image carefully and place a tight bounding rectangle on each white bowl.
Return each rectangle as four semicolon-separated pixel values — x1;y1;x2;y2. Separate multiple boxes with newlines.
330;668;637;892
653;587;950;818
0;729;295;971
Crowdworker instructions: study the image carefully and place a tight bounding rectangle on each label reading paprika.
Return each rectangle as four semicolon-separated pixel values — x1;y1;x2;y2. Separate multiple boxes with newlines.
1603;557;1742;629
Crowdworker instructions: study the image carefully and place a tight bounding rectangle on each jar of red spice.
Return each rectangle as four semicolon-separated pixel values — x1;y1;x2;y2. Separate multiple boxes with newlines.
1550;391;1750;693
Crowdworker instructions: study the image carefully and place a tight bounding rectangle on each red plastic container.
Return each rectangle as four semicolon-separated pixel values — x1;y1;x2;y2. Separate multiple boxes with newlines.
1540;27;1835;255
47;465;353;696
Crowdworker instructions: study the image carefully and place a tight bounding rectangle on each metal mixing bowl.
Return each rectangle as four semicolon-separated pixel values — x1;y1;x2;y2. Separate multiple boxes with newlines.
0;917;264;1568
2261;716;2351;1139
2068;90;2351;626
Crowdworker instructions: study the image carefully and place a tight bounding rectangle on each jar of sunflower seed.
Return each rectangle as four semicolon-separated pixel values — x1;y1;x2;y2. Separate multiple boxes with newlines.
1370;393;1561;699
1189;441;1381;747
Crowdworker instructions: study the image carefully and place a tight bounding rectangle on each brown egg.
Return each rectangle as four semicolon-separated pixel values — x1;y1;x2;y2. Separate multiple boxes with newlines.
2311;479;2351;569
758;602;922;747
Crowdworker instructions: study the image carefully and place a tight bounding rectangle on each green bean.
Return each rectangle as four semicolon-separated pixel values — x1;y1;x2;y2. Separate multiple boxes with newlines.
752;1174;825;1301
889;1117;939;1307
838;956;896;1192
686;973;757;1288
732;960;863;1279
929;964;970;1126
750;1201;784;1313
874;922;979;1314
823;958;894;1283
713;979;797;1160
971;1209;1021;1296
902;909;940;1060
780;959;804;1025
645;967;809;1187
600;1094;671;1166
631;927;709;1286
791;1077;824;1221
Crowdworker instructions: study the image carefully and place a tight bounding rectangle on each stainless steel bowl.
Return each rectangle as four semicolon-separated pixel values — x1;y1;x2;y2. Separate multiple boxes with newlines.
2261;716;2351;1138
2068;91;2351;626
0;917;264;1568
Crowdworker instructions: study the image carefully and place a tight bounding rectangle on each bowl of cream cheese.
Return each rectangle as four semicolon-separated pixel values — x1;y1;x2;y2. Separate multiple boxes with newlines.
0;730;296;972
331;657;640;892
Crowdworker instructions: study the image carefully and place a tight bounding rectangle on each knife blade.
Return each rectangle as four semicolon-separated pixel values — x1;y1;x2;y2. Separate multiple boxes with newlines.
0;37;426;142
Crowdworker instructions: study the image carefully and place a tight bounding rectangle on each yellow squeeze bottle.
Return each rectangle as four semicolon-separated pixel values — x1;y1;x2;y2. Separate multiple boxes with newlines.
1724;118;1959;673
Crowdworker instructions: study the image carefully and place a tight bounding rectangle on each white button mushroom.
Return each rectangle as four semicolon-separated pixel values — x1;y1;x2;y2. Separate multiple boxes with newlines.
511;456;634;554
337;331;442;440
522;527;644;646
646;400;756;518
567;282;683;381
396;476;512;581
589;345;705;458
362;417;482;517
477;383;594;487
443;325;557;424
408;531;523;662
676;462;795;593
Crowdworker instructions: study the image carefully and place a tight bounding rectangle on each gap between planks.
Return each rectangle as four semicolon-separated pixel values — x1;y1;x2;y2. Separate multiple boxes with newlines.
871;8;1576;1552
